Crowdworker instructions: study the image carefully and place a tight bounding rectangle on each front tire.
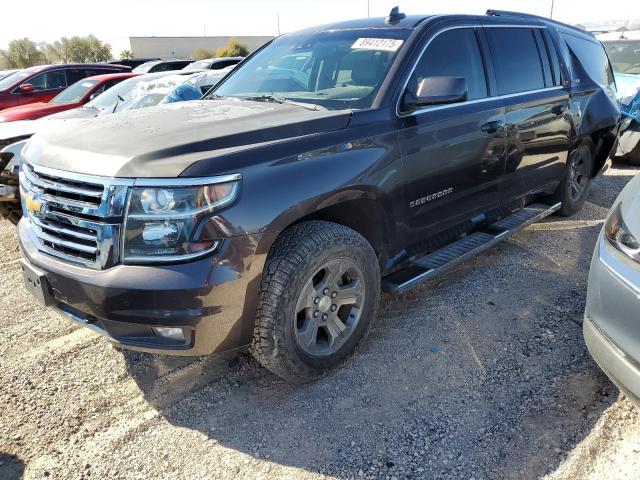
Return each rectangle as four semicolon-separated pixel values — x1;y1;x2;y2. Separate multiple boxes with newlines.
553;140;594;217
251;221;380;383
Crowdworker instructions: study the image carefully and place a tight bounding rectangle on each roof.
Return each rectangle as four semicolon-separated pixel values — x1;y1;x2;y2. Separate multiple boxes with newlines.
83;72;141;82
24;63;130;73
302;15;433;33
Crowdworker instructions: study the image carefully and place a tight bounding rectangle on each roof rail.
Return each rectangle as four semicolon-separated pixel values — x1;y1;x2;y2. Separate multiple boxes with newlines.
486;9;594;37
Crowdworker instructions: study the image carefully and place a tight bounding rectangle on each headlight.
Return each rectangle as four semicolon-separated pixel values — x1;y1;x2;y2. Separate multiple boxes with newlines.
123;177;240;263
605;202;640;262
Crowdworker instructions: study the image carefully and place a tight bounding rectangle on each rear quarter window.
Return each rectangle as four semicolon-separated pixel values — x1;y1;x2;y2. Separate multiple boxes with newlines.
561;33;615;91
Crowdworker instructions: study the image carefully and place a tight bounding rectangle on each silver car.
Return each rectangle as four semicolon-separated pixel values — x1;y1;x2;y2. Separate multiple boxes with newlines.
585;172;640;405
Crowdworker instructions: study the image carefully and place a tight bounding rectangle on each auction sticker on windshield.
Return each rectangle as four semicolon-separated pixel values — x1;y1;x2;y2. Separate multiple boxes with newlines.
352;38;403;52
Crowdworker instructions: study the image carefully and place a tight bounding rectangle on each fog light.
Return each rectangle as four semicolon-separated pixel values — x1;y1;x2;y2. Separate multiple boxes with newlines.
152;327;185;341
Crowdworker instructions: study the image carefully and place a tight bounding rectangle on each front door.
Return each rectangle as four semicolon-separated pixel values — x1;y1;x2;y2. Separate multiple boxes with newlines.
398;27;506;246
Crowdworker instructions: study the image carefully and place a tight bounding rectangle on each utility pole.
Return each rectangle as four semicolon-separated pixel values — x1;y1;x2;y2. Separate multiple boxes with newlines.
367;0;370;18
550;0;555;19
203;24;206;37
277;12;281;36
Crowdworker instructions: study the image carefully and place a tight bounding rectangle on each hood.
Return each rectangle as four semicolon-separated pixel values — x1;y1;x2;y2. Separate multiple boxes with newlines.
0;120;41;142
0;107;99;142
24;99;352;177
0;102;70;121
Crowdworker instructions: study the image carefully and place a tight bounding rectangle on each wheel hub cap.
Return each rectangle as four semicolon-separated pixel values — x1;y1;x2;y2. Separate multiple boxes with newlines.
294;258;365;356
318;296;332;313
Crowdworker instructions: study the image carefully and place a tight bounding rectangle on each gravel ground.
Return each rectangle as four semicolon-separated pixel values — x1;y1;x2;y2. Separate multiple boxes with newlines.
1;164;640;480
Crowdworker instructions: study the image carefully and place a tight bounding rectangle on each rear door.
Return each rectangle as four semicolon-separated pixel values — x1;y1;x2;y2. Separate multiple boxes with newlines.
398;26;507;245
484;26;571;202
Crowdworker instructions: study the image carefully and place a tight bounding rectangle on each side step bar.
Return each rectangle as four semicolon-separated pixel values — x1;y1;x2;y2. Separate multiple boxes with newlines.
382;202;561;294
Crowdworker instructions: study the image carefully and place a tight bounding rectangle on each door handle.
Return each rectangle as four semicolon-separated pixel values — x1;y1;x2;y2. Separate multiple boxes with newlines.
480;120;504;134
552;104;568;115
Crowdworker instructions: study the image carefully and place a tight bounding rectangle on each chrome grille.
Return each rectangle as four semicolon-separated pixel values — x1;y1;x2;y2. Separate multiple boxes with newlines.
20;162;133;269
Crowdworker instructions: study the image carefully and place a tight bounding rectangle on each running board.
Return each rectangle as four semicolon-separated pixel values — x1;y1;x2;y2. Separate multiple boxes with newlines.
382;202;561;294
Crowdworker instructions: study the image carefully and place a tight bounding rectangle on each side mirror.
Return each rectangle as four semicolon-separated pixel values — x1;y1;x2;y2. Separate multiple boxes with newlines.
407;76;468;109
19;83;34;93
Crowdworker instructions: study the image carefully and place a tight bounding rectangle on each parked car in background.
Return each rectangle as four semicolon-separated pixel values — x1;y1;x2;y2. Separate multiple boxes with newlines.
16;10;619;382
182;57;244;72
0;63;131;111
0;72;139;123
0;69;226;224
585;172;640;407
107;58;160;69
132;60;193;73
602;38;640;164
0;69;19;81
160;68;233;103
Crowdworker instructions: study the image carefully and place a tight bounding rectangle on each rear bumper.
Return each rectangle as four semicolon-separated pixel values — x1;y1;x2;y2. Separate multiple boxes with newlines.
19;218;263;356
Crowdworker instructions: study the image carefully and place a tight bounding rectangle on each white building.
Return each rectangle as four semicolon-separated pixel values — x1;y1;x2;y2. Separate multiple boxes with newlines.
129;36;274;59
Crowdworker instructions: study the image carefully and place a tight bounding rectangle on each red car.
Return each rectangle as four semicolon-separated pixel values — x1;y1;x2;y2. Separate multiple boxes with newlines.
0;63;130;111
0;72;140;122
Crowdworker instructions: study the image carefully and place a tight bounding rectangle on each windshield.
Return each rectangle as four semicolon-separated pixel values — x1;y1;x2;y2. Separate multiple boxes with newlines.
209;29;409;110
183;60;210;71
0;68;36;91
604;40;640;75
52;79;98;104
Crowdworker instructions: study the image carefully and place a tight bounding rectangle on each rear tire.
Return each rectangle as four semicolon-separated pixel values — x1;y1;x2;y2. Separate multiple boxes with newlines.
251;221;380;383
553;140;594;217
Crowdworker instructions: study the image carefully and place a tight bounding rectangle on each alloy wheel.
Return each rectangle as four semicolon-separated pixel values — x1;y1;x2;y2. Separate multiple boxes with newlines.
294;259;365;356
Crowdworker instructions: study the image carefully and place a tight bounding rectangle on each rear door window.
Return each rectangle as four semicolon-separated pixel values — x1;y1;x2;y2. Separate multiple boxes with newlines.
410;28;488;102
485;27;546;95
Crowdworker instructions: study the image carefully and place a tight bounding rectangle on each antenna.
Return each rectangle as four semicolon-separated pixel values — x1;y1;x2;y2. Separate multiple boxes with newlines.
386;6;406;25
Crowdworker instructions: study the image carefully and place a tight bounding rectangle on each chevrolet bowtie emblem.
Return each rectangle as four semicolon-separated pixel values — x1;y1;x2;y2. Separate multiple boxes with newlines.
25;194;44;216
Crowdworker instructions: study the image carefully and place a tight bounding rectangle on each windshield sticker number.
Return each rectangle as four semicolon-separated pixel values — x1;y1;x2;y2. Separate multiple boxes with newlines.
352;38;403;52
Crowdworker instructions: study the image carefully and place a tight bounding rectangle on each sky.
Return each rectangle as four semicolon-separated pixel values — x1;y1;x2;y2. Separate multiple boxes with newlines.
2;0;640;56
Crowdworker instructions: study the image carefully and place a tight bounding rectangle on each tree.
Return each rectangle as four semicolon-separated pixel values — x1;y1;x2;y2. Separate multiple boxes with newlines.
1;38;45;68
119;50;133;60
56;36;112;63
192;48;214;60
215;38;249;57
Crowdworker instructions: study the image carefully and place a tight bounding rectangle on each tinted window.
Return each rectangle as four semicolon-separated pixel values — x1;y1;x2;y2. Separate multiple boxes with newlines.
411;28;487;101
542;30;562;85
24;70;67;91
533;30;553;87
562;33;615;90
486;28;546;95
67;69;101;84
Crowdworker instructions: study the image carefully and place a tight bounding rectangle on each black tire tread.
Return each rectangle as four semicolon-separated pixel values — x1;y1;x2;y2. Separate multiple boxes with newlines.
251;220;379;383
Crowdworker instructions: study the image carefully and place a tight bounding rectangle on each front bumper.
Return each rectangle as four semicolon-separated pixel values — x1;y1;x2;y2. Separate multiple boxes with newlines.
19;218;262;355
584;234;640;406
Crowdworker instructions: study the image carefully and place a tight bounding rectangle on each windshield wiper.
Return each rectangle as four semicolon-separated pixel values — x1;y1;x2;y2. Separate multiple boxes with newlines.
241;95;326;111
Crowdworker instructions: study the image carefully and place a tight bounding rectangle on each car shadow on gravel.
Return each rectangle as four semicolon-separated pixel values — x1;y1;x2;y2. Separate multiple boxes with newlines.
0;453;25;480
122;214;618;479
